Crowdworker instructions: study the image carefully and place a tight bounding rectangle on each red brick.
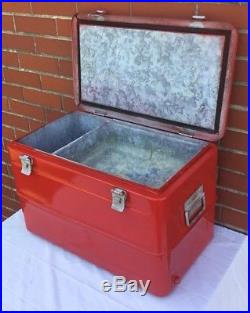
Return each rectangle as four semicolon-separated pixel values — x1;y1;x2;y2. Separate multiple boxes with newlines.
220;130;248;152
19;54;59;74
10;188;19;201
2;175;15;188
2;150;9;163
29;119;44;132
6;162;12;175
3;138;11;152
2;196;20;211
2;51;19;67
2;33;35;52
10;99;45;121
15;16;57;36
219;150;247;174
2;2;31;13
2;163;9;175
131;2;194;18
4;68;41;88
234;60;248;82
215;206;222;223
57;19;71;37
2;97;10;111
35;37;71;57
221;207;248;232
217;188;248;212
2;112;29;131
15;128;29;140
2;15;14;31
2;185;15;200
228;108;248;131
2;197;18;208
5;167;14;180
2;84;23;100
62;97;75;112
218;169;248;193
32;2;77;16
58;59;72;77
46;110;66;123
23;88;61;110
78;2;130;15
41;75;73;95
2;197;7;209
2;126;15;140
237;34;248;57
199;3;247;29
231;85;248;106
2;207;15;219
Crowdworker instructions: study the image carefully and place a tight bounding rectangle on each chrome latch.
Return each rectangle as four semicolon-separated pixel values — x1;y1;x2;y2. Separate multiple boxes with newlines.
19;155;33;176
111;188;127;212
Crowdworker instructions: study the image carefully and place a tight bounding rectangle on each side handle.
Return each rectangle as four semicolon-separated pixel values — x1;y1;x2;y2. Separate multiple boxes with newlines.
184;185;206;227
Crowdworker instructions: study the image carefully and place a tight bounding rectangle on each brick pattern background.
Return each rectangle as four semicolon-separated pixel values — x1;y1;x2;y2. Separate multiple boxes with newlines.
2;2;248;233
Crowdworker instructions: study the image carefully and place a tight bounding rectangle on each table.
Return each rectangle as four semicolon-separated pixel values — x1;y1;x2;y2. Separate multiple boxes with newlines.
2;210;248;311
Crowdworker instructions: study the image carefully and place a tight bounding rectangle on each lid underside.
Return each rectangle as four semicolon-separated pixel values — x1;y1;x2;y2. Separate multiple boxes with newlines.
79;25;225;132
73;15;237;140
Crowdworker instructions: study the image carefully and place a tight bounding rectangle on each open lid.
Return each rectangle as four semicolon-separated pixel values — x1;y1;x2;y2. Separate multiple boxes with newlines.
72;13;238;141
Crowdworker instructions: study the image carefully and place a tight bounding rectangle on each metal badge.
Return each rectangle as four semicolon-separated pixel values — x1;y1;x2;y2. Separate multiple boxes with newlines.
19;155;33;176
111;188;127;212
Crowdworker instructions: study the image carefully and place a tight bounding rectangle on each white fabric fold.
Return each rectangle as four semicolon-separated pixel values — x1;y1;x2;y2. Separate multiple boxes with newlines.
2;211;247;311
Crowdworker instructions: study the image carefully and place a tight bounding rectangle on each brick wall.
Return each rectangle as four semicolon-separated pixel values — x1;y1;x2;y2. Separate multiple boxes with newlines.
2;2;248;233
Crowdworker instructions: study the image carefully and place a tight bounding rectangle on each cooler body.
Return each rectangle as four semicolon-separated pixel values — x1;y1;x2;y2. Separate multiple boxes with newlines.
7;13;237;296
8;111;217;296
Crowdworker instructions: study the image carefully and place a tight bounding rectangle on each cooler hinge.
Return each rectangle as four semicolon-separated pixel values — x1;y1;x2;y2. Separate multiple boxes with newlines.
94;109;108;117
88;10;107;21
178;130;195;138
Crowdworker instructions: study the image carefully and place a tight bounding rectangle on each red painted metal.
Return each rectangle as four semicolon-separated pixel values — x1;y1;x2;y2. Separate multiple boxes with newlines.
8;138;217;296
8;13;236;296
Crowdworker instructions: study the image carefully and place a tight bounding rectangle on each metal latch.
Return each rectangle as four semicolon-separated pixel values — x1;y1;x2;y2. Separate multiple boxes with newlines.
19;155;33;176
111;188;127;212
184;185;206;227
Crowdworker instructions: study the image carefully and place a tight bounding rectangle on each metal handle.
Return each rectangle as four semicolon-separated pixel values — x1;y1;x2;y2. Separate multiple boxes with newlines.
184;186;205;227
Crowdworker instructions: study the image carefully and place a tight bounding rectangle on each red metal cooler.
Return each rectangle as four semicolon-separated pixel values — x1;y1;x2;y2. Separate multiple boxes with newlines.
8;13;237;296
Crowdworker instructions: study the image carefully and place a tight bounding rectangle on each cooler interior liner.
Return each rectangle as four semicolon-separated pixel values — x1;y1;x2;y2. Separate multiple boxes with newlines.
20;111;207;189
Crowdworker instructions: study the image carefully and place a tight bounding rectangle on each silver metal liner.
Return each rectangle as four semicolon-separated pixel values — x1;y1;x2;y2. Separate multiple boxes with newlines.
51;115;207;188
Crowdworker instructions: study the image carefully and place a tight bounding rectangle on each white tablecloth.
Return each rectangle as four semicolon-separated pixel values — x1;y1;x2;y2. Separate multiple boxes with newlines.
2;210;248;311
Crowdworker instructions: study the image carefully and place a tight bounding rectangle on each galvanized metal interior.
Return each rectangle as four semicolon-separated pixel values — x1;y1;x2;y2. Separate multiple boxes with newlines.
20;111;207;189
79;25;225;131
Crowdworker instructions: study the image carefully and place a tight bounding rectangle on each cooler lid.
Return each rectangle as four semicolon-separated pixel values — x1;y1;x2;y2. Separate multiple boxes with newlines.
72;13;238;141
